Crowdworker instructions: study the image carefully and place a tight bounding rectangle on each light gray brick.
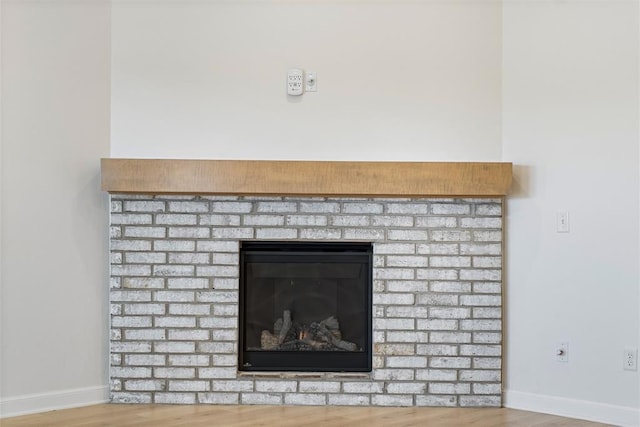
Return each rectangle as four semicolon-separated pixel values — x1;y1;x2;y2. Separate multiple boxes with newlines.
460;370;501;382
169;355;210;366
212;228;254;239
256;228;297;239
154;240;196;252
125;355;166;366
430;357;471;369
212;253;239;265
460;218;502;229
110;227;122;239
244;215;285;226
415;369;458;381
168;329;210;341
198;367;236;378
153;367;196;379
155;317;196;328
431;204;470;215
285;215;327;226
415;217;457;228
372;293;414;305
111;367;152;379
168;253;210;264
112;291;151;302
373;369;414;381
460;269;501;281
473;357;502;369
111;240;152;251
198;393;239;404
374;243;415;254
197;241;238;252
386;203;429;214
429;256;471;268
257;201;297;213
154;291;195;302
372;216;414;227
472;231;502;242
374;268;415;280
124;379;165;391
168;380;209;392
387;230;429;241
342;382;384;394
416;269;458;280
461;320;502;331
473;383;502;395
330;215;370;226
460;345;501;356
416;344;459;356
111;342;152;354
199;214;241;226
111;214;153;225
386;332;428;343
197;266;237;277
154;265;195;277
460;243;502;255
473;256;502;268
473;307;502;318
167;278;208;289
199;317;237;329
111;392;152;404
111;265;152;277
473;282;502;294
168;227;210;239
299;381;340;393
371;394;413;406
124;227;166;238
211;202;253;213
212;355;237;367
299;228;342;239
416;319;459;330
343;229;385;240
156;214;197;225
386;256;428;268
124;329;166;341
123;278;165;289
169;304;211;316
154;393;197;404
386;356;427;368
112;316;152;328
342;202;383;214
430;332;472;344
416;395;458;406
255;381;297;393
299;202;340;213
284;393;326;405
213;305;238;316
212;380;254;392
475;204;502;216
386;382;426;394
460;395;501;407
124;201;165;213
328;394;370;406
430;383;470;394
168;201;209;213
430;307;471;319
241;393;282;405
418;294;459;306
198;342;236;353
125;252;167;264
430;281;472;293
374;318;414;330
386;306;428;318
197;291;237;303
111;200;123;213
430;231;471;242
417;243;459;255
154;342;196;353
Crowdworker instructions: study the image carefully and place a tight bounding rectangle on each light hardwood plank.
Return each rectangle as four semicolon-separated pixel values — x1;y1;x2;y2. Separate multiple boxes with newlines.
1;404;610;427
101;159;513;197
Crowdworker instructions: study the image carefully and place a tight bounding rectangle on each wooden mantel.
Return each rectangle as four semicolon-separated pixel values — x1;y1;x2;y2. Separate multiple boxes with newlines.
101;159;512;197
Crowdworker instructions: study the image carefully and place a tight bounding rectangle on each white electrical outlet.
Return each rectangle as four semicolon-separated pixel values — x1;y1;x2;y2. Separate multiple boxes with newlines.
556;211;569;233
305;71;317;92
555;342;568;362
624;348;637;371
287;69;304;96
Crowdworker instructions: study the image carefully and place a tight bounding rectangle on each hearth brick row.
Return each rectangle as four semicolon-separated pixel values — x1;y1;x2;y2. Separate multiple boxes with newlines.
109;196;503;407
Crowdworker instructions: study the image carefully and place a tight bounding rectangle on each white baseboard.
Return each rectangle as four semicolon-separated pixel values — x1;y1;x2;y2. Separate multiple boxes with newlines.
504;390;640;427
0;385;109;419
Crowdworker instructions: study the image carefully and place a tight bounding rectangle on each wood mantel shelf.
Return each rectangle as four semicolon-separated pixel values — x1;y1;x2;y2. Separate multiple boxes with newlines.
101;159;512;197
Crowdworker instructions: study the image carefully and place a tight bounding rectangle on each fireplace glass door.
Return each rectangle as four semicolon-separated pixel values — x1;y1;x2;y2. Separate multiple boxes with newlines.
239;241;372;372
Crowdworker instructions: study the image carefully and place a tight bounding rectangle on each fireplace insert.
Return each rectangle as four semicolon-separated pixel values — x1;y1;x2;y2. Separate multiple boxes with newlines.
239;241;372;372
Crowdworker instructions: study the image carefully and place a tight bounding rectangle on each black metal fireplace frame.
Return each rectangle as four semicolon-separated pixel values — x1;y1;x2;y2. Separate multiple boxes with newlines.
239;241;373;372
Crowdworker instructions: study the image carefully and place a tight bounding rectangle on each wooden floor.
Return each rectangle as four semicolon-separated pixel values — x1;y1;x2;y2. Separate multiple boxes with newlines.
1;404;611;427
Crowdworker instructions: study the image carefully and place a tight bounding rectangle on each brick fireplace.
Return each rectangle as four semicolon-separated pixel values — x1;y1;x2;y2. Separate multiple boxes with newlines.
109;193;504;407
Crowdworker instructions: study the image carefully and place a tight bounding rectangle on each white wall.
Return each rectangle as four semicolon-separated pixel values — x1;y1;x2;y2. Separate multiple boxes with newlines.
111;0;502;161
502;1;640;425
0;0;111;417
